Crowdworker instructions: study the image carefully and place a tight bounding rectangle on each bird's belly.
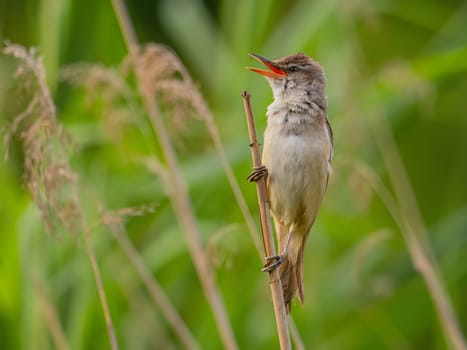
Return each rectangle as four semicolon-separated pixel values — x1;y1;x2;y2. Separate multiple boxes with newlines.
263;130;329;227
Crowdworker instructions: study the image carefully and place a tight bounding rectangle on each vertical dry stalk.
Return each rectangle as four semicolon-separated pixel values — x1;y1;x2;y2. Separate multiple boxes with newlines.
111;1;238;349
372;114;467;350
112;0;262;258
138;82;238;350
102;215;201;350
3;44;119;350
33;276;71;350
241;91;291;350
80;219;120;350
289;318;306;350
204;120;264;255
178;82;263;257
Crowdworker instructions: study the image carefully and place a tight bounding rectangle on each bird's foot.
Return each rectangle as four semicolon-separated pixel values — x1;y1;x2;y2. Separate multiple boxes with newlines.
247;165;268;182
261;254;285;272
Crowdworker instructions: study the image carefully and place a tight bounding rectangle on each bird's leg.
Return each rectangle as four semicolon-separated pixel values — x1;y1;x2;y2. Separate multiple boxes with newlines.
262;228;294;272
247;165;268;182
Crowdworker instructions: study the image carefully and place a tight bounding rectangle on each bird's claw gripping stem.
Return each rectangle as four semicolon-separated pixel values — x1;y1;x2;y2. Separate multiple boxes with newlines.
247;165;268;182
261;229;293;272
261;254;285;272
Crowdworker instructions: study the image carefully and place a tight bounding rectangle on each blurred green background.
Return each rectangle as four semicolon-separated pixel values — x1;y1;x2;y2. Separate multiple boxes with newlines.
1;0;467;349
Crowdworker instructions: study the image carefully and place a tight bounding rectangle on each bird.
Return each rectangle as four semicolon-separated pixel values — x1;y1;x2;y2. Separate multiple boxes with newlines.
247;53;333;313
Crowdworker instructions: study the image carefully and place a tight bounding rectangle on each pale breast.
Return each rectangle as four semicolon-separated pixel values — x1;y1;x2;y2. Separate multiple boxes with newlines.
262;111;331;227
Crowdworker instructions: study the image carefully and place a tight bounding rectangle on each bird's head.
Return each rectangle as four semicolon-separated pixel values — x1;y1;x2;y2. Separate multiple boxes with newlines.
247;53;326;105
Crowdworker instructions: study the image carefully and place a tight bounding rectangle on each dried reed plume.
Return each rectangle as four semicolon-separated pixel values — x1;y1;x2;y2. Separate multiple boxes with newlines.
3;44;79;236
111;2;241;348
60;63;142;144
60;41;240;349
122;42;240;350
123;42;263;255
2;43;119;350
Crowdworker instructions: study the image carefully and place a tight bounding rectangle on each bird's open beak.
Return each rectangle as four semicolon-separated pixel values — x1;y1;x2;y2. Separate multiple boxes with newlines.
247;53;287;78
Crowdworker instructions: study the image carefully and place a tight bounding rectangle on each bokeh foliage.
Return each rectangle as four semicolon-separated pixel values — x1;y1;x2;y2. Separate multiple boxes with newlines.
1;0;466;349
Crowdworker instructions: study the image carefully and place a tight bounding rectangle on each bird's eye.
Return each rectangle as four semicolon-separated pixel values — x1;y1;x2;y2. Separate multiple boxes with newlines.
288;66;299;72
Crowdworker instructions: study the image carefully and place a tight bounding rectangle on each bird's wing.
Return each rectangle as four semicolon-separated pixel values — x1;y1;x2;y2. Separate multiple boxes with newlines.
324;116;334;190
325;116;334;163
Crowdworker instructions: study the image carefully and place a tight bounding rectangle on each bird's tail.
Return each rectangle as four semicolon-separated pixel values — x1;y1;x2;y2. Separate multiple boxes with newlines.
278;225;307;313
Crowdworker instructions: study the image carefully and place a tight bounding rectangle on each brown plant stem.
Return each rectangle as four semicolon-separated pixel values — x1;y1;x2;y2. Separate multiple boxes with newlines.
111;1;239;349
241;91;291;350
194;103;263;257
371;113;467;350
289;318;306;350
81;217;120;350
108;223;201;350
141;87;238;350
33;275;71;350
